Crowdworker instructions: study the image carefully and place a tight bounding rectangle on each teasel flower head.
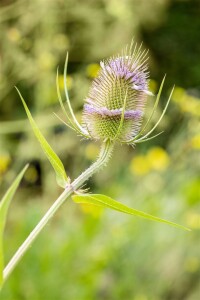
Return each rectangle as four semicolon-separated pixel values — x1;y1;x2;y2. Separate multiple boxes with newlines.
82;42;153;143
57;41;174;147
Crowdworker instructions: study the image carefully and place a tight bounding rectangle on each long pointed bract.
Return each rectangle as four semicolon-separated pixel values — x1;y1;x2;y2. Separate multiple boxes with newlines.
136;86;174;142
123;76;166;145
63;53;89;136
56;68;90;138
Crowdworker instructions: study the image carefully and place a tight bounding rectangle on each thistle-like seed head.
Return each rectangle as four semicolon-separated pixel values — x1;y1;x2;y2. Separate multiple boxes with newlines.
58;43;172;146
82;43;152;143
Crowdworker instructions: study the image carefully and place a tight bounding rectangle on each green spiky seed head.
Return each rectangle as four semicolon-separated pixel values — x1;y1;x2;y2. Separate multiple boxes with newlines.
82;43;153;143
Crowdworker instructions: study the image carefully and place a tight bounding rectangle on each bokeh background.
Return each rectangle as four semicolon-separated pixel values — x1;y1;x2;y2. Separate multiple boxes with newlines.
0;0;200;299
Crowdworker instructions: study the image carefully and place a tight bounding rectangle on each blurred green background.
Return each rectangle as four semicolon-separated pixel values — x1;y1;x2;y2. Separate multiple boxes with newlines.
0;0;200;299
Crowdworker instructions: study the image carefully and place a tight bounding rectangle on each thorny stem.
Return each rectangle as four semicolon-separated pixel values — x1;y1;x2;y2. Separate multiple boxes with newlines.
3;140;114;283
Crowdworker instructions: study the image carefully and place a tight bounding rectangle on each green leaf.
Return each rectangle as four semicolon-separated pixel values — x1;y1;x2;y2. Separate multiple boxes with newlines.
72;194;190;231
0;165;28;287
16;87;68;188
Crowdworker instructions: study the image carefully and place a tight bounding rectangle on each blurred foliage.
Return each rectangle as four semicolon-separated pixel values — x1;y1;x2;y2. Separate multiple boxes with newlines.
141;0;200;89
0;0;200;299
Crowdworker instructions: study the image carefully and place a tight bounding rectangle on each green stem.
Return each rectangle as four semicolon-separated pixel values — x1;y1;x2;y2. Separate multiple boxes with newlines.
3;140;114;283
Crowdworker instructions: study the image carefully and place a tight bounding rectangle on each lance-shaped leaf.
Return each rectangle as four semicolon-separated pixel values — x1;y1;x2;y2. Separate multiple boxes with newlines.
72;194;190;231
16;87;68;188
0;165;28;287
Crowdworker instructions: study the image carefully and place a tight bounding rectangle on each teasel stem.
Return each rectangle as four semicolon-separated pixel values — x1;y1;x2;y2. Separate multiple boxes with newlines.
3;140;114;283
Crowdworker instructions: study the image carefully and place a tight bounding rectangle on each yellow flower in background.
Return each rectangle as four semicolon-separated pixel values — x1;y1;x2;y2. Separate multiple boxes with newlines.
172;86;185;103
134;294;148;300
7;27;21;42
79;203;103;218
149;79;158;94
172;86;200;117
85;143;99;160
130;147;170;176
190;135;200;149
86;63;100;78
185;257;200;273
53;34;70;50
186;212;200;229
0;154;11;175
58;74;73;90
130;155;151;176
37;52;56;71
147;147;170;171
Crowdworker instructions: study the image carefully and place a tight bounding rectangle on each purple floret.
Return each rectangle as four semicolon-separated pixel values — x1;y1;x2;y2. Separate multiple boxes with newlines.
84;104;143;119
101;57;149;93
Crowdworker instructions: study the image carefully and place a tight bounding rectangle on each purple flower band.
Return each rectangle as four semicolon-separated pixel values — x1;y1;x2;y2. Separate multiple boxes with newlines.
84;104;143;119
100;57;150;93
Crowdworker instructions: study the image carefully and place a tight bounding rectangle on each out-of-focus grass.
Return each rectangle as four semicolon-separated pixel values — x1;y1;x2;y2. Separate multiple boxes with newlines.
1;95;200;298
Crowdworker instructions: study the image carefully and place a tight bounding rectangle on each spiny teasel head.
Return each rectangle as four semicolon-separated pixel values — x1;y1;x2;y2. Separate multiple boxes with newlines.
82;42;153;144
57;42;173;147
